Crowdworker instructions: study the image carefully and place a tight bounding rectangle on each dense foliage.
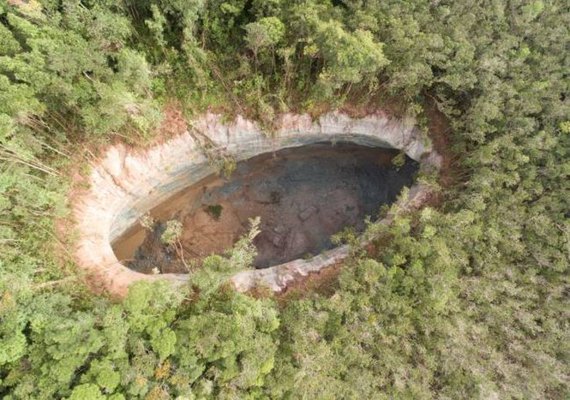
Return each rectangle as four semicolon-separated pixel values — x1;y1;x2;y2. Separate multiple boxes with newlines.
1;0;568;398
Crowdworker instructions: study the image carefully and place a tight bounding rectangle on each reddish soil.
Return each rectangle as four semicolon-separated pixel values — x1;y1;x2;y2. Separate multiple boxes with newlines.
423;98;457;189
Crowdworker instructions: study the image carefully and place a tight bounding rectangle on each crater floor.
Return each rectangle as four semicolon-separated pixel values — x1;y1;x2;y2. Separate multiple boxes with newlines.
113;143;418;274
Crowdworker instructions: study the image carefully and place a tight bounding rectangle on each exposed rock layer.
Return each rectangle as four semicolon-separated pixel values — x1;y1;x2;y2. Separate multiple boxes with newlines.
72;112;441;296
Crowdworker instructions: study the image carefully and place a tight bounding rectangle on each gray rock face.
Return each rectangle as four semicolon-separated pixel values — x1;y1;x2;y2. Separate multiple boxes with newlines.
71;111;442;297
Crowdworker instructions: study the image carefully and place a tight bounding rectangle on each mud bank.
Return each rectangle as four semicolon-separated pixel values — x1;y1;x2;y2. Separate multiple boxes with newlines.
72;112;441;296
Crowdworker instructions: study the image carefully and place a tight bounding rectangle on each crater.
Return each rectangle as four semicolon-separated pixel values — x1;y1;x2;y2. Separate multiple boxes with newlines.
71;112;441;296
112;143;419;274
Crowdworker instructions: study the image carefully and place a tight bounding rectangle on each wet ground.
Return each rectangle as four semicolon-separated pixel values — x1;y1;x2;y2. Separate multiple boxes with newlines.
112;143;418;273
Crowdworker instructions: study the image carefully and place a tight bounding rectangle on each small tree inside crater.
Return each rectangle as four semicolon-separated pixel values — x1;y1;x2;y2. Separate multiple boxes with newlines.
160;219;191;272
139;214;192;273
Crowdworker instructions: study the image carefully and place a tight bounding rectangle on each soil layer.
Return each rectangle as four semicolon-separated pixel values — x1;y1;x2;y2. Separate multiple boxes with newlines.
112;143;418;273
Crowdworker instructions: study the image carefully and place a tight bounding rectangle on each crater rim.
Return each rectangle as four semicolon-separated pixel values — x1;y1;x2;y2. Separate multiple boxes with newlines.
71;111;442;297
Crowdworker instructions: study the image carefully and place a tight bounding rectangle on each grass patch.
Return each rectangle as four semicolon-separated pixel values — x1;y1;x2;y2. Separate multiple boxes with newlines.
206;204;224;220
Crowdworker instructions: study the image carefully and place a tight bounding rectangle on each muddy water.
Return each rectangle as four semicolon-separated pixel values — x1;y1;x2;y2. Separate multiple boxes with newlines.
112;143;418;273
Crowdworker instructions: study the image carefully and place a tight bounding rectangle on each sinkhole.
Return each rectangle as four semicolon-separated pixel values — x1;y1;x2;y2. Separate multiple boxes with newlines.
112;143;419;274
72;112;441;295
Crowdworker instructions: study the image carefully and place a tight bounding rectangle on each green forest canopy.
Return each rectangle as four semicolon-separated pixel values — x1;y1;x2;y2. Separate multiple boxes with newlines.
0;0;568;398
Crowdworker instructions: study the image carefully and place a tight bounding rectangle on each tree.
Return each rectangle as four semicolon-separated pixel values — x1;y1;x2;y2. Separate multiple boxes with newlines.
314;20;388;91
245;16;285;67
